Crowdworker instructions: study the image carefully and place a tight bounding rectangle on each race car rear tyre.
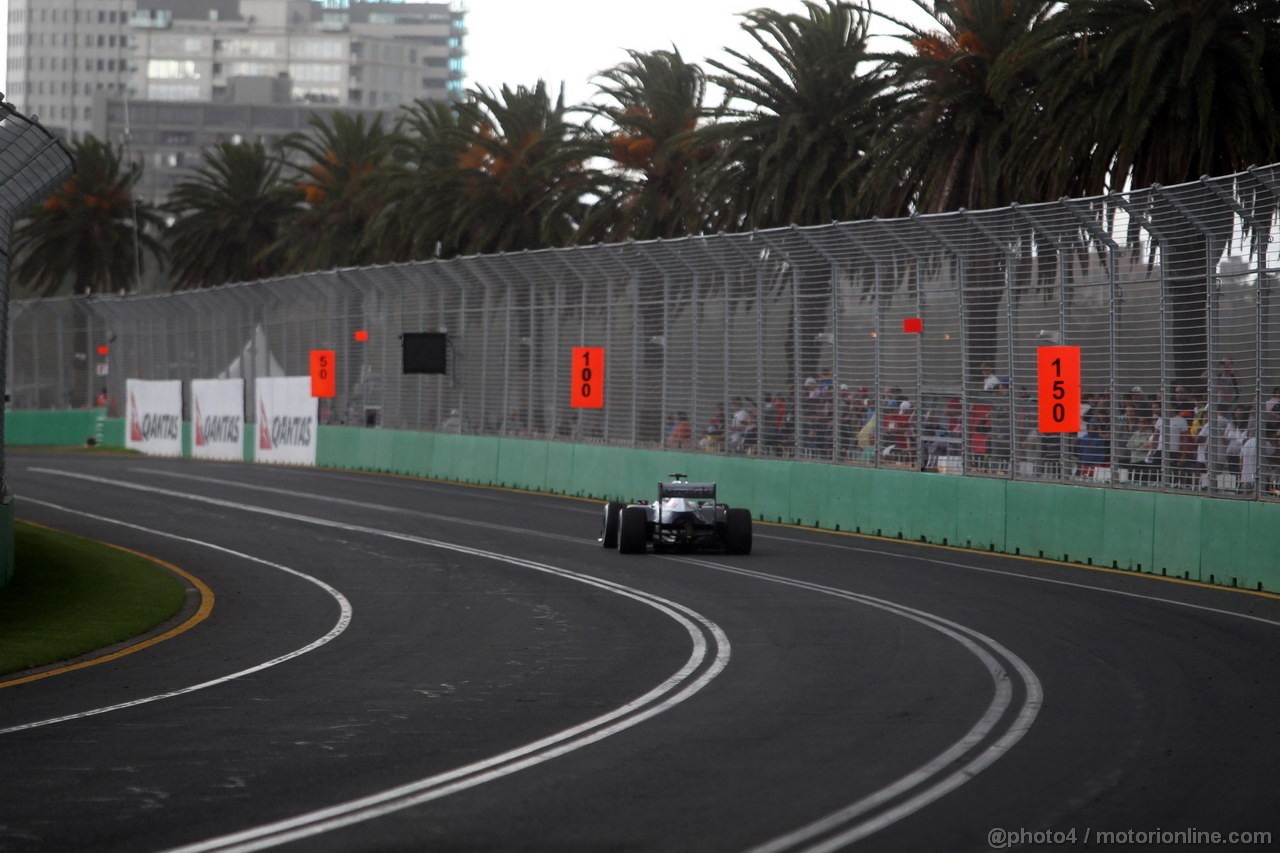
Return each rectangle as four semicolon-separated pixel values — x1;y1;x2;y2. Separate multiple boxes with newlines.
618;506;648;554
724;508;753;555
600;501;624;548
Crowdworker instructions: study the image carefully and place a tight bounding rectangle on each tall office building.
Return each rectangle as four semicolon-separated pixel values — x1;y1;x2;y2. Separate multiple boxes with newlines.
5;0;135;138
5;1;465;140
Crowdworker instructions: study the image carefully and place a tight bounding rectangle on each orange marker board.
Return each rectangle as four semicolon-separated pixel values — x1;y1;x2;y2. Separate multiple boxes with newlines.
570;347;605;409
1037;346;1081;433
310;349;337;399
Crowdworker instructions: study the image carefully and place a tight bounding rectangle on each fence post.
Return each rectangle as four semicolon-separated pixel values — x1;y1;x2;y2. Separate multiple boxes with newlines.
1062;198;1121;487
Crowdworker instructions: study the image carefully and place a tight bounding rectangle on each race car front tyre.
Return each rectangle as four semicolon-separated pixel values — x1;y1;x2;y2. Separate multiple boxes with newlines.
618;506;648;554
724;507;753;555
600;501;624;548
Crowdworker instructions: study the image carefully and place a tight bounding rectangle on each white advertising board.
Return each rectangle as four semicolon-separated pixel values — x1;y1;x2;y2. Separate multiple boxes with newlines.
191;378;245;462
254;376;317;466
125;379;183;457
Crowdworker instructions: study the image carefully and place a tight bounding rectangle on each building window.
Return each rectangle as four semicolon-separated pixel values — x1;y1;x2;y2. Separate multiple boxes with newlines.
150;84;201;101
148;60;201;80
227;61;280;77
290;40;344;60
225;39;278;58
294;87;340;103
291;63;342;83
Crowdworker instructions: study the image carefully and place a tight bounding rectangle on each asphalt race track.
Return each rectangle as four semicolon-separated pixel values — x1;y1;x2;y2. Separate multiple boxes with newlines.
3;449;1279;852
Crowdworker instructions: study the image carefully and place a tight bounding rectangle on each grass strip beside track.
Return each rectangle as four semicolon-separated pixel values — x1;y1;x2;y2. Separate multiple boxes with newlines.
0;521;186;676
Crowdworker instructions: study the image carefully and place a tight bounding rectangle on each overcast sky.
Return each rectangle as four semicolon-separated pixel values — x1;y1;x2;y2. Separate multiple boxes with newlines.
463;0;928;105
0;1;931;109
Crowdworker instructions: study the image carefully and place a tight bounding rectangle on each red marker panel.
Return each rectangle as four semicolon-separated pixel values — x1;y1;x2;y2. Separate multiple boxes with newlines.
1037;346;1081;433
570;347;605;409
903;317;923;334
97;345;110;355
310;349;337;399
353;330;369;342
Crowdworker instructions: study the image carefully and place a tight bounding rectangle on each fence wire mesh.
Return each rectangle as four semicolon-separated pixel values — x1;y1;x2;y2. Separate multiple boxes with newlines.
0;103;76;494
10;164;1280;500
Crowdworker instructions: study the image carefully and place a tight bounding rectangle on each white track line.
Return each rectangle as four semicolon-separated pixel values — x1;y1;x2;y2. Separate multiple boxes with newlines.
755;533;1280;628
130;467;586;544
27;469;730;853
43;466;1039;850
103;466;1280;850
666;557;1041;853
2;498;353;735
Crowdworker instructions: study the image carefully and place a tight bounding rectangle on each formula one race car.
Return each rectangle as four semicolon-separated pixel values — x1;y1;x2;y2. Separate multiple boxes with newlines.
599;474;752;555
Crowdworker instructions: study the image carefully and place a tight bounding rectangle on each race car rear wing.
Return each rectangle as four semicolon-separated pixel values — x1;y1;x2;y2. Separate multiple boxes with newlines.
659;481;716;500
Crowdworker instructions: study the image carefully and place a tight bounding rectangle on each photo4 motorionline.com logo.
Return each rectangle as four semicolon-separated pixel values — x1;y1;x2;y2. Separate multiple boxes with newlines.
988;827;1272;848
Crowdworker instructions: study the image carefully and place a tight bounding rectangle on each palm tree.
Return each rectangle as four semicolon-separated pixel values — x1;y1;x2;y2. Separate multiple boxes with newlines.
271;111;399;273
861;0;1057;216
362;98;477;264
1015;0;1280;197
444;81;606;256
165;141;297;288
701;0;894;384
854;1;1058;388
705;0;895;231
589;48;718;241
1017;1;1280;384
12;135;165;296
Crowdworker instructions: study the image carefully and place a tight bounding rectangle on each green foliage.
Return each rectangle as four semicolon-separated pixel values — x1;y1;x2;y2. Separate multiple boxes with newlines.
13;135;166;296
271;111;399;273
0;522;186;676
12;1;1280;289
165;141;297;288
442;81;608;256
1012;0;1280;195
589;48;718;240
707;0;896;228
363;98;476;263
860;0;1059;215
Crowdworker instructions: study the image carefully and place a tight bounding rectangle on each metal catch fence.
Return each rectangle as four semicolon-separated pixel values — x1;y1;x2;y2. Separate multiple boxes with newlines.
9;164;1280;500
0;102;76;494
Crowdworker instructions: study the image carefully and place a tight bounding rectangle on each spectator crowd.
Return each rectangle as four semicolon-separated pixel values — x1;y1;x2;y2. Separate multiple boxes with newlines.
661;358;1280;496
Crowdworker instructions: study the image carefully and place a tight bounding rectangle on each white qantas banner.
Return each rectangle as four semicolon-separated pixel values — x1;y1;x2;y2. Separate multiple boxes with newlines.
191;378;244;461
126;379;183;457
254;376;317;466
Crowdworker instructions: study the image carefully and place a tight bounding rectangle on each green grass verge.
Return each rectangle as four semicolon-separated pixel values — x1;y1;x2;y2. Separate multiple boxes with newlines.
0;521;187;676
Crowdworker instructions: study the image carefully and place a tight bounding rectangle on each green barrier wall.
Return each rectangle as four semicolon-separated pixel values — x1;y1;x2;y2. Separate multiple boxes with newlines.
315;425;1280;593
6;409;106;447
7;411;1277;592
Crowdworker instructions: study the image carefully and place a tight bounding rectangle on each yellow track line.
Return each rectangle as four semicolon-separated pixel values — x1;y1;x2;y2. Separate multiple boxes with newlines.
0;521;215;689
